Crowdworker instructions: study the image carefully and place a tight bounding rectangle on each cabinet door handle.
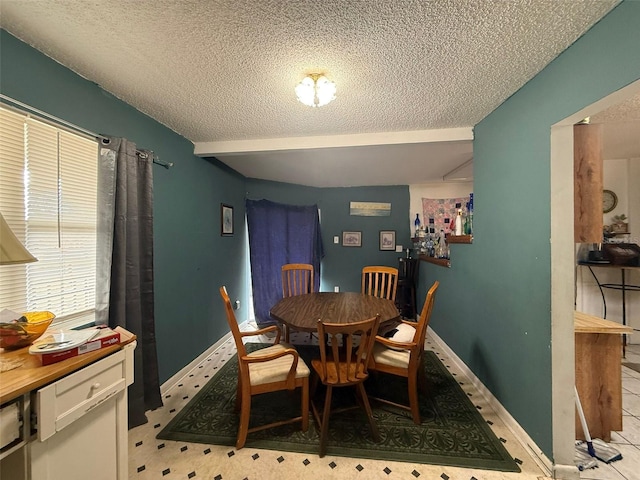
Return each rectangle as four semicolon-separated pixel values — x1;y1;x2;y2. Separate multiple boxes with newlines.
54;379;126;437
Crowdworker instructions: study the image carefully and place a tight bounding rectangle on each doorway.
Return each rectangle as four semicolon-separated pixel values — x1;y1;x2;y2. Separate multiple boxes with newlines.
550;78;640;475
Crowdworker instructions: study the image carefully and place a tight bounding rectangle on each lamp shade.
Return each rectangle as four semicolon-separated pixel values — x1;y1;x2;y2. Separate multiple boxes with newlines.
0;213;37;265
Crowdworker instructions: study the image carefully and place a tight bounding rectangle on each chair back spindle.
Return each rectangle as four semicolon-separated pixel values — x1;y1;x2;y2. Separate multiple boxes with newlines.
282;263;314;298
220;286;248;358
361;266;398;301
316;315;380;385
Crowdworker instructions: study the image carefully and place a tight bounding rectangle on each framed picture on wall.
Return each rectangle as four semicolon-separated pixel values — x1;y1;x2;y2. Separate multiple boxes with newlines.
221;204;234;236
342;231;362;247
379;230;396;251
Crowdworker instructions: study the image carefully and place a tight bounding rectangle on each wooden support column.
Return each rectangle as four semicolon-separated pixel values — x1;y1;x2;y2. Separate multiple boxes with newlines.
574;123;603;243
574;311;631;442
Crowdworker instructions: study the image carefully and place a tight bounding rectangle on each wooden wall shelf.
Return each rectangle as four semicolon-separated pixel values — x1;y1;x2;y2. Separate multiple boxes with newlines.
418;255;450;268
412;234;473;245
413;233;471;268
447;234;473;244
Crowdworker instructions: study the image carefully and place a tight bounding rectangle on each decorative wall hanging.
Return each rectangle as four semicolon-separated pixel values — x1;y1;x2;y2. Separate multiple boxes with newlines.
221;204;234;236
379;231;396;251
421;196;470;234
349;202;391;216
342;231;362;247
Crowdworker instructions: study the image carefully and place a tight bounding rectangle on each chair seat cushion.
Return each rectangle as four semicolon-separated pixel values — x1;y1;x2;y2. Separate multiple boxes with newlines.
371;342;410;368
247;342;310;386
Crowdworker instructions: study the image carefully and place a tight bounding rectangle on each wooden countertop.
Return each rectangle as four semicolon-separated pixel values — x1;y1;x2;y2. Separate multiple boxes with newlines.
574;311;633;334
0;326;136;404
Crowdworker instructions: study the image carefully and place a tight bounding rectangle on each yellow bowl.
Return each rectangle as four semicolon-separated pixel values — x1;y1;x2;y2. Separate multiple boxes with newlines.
0;311;55;350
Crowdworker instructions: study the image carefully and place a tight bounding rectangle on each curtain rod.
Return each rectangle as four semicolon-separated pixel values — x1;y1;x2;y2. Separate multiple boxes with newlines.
0;93;174;169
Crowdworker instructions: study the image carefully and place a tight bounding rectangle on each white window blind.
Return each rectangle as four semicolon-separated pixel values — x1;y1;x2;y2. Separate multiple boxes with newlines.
0;105;98;325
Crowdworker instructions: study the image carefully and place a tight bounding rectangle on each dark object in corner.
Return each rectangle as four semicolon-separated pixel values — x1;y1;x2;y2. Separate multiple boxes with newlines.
383;328;398;338
602;243;640;266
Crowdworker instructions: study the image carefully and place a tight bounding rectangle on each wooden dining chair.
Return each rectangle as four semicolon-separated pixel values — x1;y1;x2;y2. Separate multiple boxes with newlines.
367;281;439;424
219;286;310;449
361;265;398;301
281;263;314;297
310;315;381;457
281;263;314;341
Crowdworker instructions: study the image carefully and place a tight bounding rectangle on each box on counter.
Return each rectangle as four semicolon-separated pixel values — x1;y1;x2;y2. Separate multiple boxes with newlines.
30;327;121;366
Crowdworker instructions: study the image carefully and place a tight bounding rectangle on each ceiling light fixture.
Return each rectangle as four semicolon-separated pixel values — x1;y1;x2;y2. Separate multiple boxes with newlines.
295;73;336;107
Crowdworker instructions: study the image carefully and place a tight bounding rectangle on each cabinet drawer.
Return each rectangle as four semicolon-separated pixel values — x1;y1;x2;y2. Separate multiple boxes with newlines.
0;396;23;452
36;350;126;441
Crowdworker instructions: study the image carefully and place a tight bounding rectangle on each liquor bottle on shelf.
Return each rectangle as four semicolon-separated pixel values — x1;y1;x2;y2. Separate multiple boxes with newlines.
436;230;447;258
455;209;463;236
414;214;421;237
468;193;474;234
425;233;434;257
464;202;471;235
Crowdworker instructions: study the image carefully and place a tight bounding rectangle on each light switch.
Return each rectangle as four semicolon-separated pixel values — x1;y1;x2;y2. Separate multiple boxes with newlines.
395;245;403;252
333;236;339;244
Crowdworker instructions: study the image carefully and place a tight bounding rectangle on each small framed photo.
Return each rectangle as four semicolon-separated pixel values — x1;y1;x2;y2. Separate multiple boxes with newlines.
342;231;362;247
221;204;234;236
379;230;396;251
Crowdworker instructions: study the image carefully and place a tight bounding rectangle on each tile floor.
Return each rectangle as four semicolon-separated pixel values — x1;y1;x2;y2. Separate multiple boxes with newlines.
128;329;640;480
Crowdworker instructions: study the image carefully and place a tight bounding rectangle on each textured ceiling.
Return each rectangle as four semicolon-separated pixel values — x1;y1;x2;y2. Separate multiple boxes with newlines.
591;93;640;123
592;94;640;161
0;0;625;187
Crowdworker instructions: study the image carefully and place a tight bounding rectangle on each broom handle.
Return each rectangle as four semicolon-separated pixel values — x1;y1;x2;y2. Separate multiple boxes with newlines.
575;385;593;443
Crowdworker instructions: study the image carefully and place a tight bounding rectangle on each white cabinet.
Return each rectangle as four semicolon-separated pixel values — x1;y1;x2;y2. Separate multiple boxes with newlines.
0;341;135;480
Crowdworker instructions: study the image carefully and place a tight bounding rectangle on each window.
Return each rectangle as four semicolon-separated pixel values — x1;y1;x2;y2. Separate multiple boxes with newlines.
0;105;98;327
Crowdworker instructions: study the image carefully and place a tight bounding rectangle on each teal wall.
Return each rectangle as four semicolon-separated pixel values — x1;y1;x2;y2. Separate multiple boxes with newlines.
246;180;411;293
419;1;640;458
0;30;248;384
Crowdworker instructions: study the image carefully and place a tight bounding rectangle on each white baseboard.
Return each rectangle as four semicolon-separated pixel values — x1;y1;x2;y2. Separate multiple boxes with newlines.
428;328;553;477
160;330;234;396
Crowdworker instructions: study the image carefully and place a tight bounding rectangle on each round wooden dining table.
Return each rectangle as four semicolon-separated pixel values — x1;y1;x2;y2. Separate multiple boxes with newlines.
270;292;401;338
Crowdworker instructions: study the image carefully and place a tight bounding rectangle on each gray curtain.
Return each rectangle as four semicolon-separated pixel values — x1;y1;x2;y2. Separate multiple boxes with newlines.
96;137;163;428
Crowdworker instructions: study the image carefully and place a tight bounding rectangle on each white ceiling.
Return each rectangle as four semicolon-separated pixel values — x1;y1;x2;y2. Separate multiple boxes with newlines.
591;95;640;161
1;0;631;187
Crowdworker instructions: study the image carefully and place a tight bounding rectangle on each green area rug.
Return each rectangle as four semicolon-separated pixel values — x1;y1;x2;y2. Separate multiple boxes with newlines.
157;344;520;472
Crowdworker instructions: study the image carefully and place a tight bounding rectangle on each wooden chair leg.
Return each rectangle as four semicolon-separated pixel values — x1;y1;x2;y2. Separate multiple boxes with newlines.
234;375;242;413
301;377;309;432
236;386;251;449
407;374;421;425
319;385;333;457
356;383;380;442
